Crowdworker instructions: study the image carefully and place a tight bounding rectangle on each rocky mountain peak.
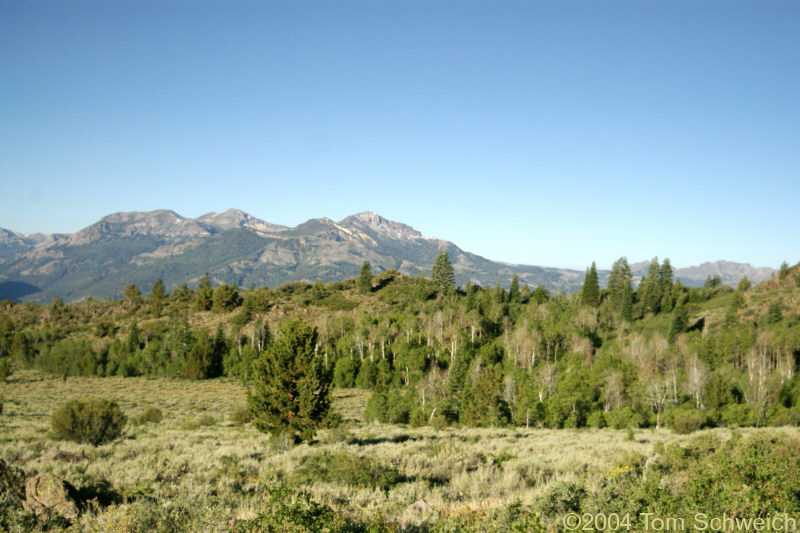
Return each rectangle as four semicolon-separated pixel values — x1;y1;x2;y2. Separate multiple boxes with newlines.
0;228;28;246
67;210;210;244
197;209;287;234
340;212;423;241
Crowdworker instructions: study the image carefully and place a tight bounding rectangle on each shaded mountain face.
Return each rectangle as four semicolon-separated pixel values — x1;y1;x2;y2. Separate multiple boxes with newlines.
0;210;774;302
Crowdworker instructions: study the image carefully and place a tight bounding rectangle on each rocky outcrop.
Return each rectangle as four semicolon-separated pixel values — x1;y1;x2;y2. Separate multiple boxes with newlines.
23;473;80;520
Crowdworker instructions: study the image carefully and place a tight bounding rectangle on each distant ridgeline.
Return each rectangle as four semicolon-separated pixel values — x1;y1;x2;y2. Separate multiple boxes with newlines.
0;209;776;303
1;254;798;433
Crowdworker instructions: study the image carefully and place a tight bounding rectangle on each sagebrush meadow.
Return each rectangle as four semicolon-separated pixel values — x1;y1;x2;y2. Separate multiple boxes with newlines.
3;370;798;531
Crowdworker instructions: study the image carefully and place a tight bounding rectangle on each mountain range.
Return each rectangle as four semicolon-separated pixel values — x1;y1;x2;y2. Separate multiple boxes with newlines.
0;209;776;303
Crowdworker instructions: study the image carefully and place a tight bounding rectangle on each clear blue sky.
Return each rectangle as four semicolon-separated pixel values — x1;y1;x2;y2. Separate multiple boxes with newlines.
1;1;798;270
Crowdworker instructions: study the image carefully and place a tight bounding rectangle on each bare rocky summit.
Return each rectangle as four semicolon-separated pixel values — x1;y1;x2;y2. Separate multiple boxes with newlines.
0;209;775;302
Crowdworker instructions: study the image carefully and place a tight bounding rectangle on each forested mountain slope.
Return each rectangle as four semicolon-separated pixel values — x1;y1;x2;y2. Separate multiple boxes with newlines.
1;256;798;432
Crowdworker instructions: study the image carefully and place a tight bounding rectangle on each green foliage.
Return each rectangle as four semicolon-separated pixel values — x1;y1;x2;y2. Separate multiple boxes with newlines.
316;293;358;311
607;257;633;320
0;357;11;382
124;283;143;305
645;433;800;519
531;285;550;305
579;262;600;307
229;404;253;425
310;279;327;301
670;409;703;434
432;249;455;295
183;325;226;379
292;452;404;492
150;278;165;300
357;261;372;294
179;412;216;429
212;284;241;312
131;406;163;426
604;407;644;429
705;274;722;289
194;273;213;311
667;303;689;343
736;276;751;292
365;388;421;424
3;251;799;437
536;481;585;516
639;258;662;315
659;258;675;312
509;274;521;303
764;302;783;325
779;261;790;280
0;457;31;532
51;397;127;446
333;356;359;388
149;278;165;317
524;432;800;528
238;480;355;533
460;363;510;427
247;320;333;442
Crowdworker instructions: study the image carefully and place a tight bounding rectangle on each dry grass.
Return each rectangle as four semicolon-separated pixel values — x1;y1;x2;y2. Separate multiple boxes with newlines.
1;370;797;531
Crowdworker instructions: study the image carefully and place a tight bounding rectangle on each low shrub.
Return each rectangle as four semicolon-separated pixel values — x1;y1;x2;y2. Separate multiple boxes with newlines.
535;481;585;516
365;388;420;424
292;452;404;491
0;358;12;382
180;413;216;430
317;294;358;311
587;411;606;428
229;405;252;426
131;406;163;426
51;397;127;446
238;481;382;532
604;407;644;429
671;410;703;434
719;403;753;427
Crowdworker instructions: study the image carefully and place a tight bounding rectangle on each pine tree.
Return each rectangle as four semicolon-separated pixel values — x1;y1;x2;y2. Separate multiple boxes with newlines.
150;278;165;317
212;284;240;312
357;261;372;294
311;279;327;301
208;323;227;378
779;261;790;280
621;282;633;322
532;285;550;305
736;277;752;292
247;320;332;443
509;274;521;303
460;363;509;427
639;258;662;315
124;284;142;306
431;250;455;295
668;303;688;343
580;262;600;307
195;273;213;311
659;259;675;312
607;257;633;320
765;302;783;325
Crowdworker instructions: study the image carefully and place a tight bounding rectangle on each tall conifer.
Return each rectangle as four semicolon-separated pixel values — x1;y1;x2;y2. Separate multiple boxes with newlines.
247;320;332;443
580;262;600;307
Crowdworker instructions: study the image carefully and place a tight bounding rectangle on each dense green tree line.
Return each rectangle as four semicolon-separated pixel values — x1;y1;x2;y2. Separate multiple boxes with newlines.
1;253;799;432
